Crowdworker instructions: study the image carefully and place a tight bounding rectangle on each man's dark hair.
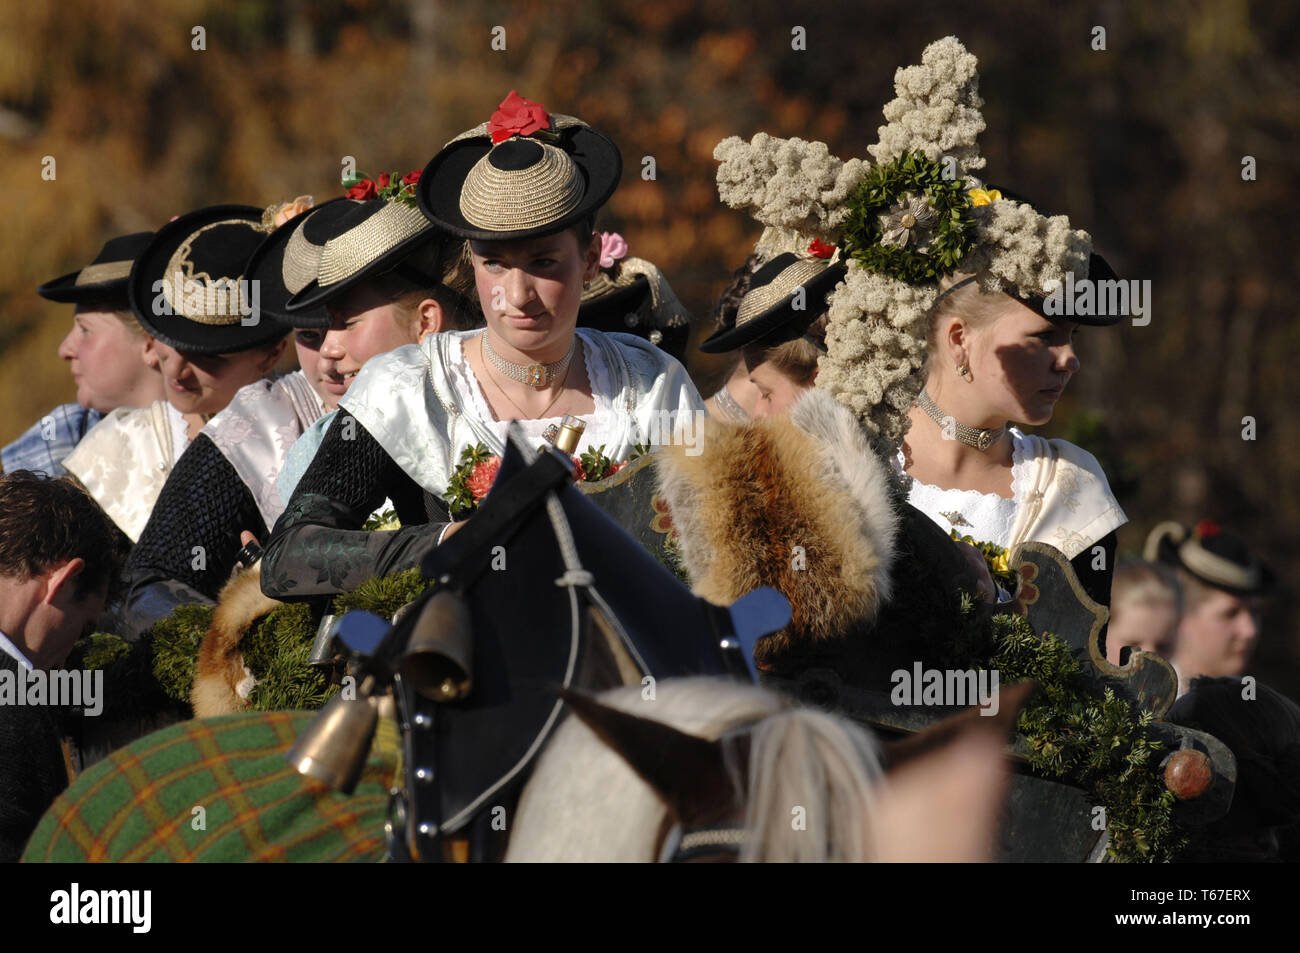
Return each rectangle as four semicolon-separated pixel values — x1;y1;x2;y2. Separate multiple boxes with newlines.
0;471;124;599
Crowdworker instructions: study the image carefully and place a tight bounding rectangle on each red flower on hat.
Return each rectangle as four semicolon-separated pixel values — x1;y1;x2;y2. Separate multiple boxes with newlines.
489;91;551;144
347;178;378;200
377;172;391;189
402;170;422;186
1195;519;1220;539
571;456;586;482
808;238;836;259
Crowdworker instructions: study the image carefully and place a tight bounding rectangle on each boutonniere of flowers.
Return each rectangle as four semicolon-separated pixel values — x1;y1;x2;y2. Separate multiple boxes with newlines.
950;530;1017;592
342;169;423;207
444;443;647;518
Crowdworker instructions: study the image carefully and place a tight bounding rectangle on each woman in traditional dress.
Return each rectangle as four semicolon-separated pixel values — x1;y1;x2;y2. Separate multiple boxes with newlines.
63;206;295;545
117;189;481;638
658;35;1131;691
260;92;704;600
3;232;160;477
898;260;1126;606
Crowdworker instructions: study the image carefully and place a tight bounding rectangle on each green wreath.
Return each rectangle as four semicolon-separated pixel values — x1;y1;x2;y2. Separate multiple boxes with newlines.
840;150;977;284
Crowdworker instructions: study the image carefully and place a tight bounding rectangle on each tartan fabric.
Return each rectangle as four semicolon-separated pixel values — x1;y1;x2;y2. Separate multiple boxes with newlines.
1;403;103;477
22;710;398;862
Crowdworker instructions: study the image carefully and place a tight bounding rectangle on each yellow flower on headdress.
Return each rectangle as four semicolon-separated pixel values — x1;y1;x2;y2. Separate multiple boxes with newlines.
968;188;1002;208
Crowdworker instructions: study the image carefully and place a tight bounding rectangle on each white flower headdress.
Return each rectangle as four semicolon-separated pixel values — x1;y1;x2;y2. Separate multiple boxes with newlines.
714;36;1093;452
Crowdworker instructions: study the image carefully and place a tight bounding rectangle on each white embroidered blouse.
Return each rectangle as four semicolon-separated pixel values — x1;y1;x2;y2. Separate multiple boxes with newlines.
895;426;1128;559
64;400;192;542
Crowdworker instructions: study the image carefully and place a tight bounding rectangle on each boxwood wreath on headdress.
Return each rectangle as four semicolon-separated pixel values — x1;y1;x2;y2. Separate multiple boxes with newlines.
713;35;1091;455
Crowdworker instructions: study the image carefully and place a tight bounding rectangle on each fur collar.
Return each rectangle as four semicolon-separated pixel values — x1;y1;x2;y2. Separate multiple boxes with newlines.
654;389;898;664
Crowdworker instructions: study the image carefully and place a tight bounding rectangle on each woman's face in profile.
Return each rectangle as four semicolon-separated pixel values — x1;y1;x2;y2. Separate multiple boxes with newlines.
969;297;1081;426
744;355;811;420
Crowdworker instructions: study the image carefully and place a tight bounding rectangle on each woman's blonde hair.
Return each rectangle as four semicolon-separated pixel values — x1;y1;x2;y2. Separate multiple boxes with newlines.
741;313;829;387
924;272;1011;379
1112;558;1183;617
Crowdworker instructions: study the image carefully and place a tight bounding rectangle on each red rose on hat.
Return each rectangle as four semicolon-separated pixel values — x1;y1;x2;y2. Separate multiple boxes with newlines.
402;170;422;186
347;178;378;200
489;91;551;144
808;238;836;259
1195;519;1220;539
377;172;391;189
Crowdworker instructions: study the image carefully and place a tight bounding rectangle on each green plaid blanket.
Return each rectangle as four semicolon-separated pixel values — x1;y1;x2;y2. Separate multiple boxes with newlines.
22;711;397;862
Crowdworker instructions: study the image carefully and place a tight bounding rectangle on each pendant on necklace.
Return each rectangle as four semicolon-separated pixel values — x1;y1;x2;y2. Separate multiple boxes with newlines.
940;510;971;528
526;365;546;386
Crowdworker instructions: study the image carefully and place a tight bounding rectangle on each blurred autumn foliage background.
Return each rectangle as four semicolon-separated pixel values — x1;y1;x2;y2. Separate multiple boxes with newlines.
2;0;1298;692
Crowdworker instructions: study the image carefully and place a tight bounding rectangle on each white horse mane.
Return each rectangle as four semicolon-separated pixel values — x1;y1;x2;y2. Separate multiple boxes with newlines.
505;677;882;862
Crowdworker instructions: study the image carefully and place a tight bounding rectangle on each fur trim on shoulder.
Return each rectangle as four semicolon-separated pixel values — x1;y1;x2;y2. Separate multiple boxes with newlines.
654;390;898;659
192;564;281;718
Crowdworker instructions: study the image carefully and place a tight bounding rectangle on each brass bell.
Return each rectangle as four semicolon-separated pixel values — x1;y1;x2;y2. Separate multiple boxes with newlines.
285;690;379;794
400;588;474;702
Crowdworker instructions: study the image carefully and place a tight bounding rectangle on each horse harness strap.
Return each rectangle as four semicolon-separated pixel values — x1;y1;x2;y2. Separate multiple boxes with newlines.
661;823;751;862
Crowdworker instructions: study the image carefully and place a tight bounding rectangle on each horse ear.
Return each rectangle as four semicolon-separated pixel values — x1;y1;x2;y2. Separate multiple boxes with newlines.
882;680;1038;771
558;688;737;820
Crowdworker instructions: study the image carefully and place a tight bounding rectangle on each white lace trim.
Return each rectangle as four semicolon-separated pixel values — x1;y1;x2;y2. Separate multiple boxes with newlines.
447;331;617;456
895;427;1029;546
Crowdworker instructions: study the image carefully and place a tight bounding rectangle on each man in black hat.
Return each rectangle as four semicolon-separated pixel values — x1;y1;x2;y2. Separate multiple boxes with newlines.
1146;520;1275;695
2;233;159;477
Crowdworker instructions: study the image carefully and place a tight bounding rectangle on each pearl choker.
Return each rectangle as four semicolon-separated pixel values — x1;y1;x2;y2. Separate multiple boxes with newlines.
481;330;576;387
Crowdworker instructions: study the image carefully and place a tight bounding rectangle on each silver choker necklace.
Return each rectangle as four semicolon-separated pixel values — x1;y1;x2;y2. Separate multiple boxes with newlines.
916;389;1005;451
481;331;576;387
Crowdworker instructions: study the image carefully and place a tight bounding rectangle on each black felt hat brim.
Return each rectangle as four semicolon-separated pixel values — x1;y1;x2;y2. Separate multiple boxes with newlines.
245;198;350;329
36;272;131;306
38;231;155;305
699;262;845;354
1157;535;1278;597
1017;253;1124;327
129;205;294;355
284;205;439;313
417;126;622;242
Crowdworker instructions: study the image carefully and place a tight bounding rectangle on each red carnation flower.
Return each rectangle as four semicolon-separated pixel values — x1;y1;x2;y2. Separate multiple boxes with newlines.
1195;519;1220;539
808;238;836;259
466;456;501;501
489;90;551;145
347;178;378;200
402;170;422;185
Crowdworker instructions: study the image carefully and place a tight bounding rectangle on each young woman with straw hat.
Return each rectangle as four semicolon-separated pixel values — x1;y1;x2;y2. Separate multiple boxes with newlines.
119;183;482;639
260;92;703;601
62;206;294;543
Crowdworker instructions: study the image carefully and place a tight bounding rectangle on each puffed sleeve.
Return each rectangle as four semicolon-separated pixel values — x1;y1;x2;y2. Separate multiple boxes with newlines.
260;412;446;599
